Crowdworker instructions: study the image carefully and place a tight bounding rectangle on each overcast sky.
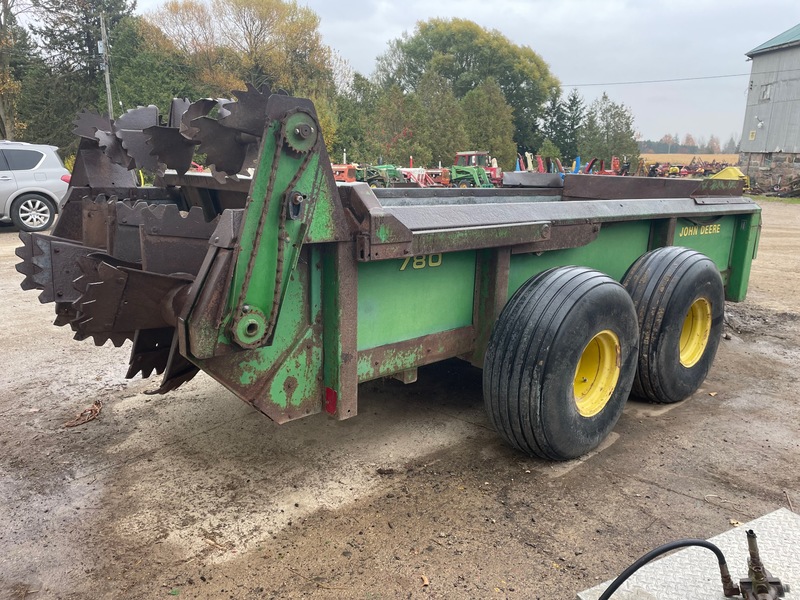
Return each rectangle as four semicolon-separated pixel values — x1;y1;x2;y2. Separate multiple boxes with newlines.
137;0;800;144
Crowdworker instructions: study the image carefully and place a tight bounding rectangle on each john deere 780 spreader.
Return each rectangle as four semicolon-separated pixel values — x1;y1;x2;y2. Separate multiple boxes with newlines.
16;87;760;460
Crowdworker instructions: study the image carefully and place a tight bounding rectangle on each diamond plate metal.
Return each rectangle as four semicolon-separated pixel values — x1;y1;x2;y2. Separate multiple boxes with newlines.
578;508;799;600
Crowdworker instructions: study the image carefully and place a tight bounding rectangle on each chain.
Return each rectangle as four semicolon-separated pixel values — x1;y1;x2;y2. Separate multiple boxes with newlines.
232;110;319;347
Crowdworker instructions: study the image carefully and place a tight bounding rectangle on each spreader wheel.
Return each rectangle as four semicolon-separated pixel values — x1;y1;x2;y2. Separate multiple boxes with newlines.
483;266;639;460
622;247;724;404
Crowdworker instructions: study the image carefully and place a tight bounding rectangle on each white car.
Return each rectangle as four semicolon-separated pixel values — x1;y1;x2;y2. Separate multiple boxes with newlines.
0;141;70;232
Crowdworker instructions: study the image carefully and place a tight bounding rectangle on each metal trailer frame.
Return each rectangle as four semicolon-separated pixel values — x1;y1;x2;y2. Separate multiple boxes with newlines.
16;90;761;457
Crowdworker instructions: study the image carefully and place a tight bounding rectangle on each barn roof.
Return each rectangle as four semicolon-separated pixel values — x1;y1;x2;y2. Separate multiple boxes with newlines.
747;23;800;57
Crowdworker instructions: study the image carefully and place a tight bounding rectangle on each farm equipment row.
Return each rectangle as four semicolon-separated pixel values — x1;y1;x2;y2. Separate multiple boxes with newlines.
16;86;760;461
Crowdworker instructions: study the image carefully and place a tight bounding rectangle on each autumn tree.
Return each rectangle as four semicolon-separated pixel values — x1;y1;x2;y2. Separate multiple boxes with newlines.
460;78;516;169
578;93;639;166
706;134;721;154
374;18;559;151
150;0;248;94
151;0;333;97
660;133;675;153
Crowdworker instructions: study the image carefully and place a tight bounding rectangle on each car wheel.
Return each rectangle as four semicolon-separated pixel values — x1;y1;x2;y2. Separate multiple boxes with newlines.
483;266;639;460
11;194;56;232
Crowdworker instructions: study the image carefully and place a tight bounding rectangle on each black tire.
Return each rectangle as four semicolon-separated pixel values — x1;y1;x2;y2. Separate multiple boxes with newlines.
484;266;639;460
622;247;724;404
11;193;56;232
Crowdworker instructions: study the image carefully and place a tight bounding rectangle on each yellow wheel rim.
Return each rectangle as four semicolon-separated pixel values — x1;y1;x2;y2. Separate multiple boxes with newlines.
679;298;712;368
573;330;621;418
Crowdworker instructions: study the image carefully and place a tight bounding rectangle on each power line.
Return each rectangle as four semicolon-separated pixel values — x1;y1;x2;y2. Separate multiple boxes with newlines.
561;73;749;87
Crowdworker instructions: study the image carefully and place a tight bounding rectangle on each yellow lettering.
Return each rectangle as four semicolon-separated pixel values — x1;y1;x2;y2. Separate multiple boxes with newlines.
698;223;721;235
400;254;444;271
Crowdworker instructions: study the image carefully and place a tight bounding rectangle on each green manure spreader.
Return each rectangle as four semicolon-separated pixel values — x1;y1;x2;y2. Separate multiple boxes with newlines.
17;88;760;460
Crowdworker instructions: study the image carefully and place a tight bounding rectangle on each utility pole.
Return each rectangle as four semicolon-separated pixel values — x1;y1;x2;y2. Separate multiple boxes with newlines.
99;13;114;119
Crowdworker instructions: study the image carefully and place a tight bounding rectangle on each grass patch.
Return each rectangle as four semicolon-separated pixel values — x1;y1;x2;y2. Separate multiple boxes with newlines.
746;194;800;205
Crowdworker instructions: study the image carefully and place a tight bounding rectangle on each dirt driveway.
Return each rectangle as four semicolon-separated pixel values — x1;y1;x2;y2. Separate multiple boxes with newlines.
1;201;798;600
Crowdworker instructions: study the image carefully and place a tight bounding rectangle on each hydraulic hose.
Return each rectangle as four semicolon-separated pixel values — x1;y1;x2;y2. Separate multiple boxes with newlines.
597;539;738;599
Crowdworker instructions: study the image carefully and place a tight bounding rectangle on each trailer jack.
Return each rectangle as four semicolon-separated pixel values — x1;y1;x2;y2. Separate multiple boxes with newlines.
597;529;789;600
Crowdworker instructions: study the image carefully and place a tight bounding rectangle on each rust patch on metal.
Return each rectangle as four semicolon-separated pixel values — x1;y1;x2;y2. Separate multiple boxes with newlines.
357;326;474;383
283;376;298;403
510;223;600;254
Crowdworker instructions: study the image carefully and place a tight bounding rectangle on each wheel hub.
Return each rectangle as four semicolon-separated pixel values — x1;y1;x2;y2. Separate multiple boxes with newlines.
19;198;51;228
573;329;621;417
679;298;712;368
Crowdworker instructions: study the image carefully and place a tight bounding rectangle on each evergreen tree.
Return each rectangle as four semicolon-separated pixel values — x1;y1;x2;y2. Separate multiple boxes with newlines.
561;89;585;164
539;89;566;160
578;93;639;166
415;71;467;167
365;85;429;167
110;17;206;116
0;3;36;139
723;135;738;154
537;138;561;160
19;0;136;145
332;72;380;164
461;78;516;169
30;0;134;75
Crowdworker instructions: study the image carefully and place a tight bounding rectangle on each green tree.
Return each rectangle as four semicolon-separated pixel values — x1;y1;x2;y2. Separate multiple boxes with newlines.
365;85;429;167
578;93;639;166
723;135;738;154
460;78;516;169
537;138;561;160
415;72;467;167
17;59;87;147
539;89;566;160
17;0;134;145
110;16;207;115
30;0;134;75
561;89;585;164
374;18;559;151
331;72;379;164
0;0;34;139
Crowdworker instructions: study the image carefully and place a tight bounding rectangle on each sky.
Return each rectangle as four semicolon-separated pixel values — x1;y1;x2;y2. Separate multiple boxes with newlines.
136;0;800;145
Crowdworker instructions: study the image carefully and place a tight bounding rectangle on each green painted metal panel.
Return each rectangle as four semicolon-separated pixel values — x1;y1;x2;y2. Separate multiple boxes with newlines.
508;221;651;295
235;267;315;389
726;212;761;301
357;251;476;350
673;216;736;272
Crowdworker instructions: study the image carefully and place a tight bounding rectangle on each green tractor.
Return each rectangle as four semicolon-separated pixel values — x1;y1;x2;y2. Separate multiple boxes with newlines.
355;165;390;188
449;165;494;188
373;164;403;184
